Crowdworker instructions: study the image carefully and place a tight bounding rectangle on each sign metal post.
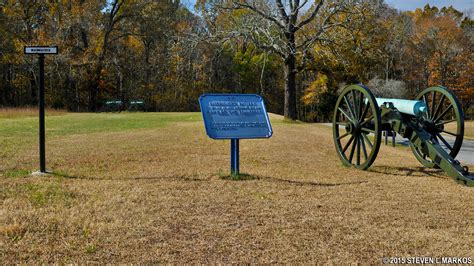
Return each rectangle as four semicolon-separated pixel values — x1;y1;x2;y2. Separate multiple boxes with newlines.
230;139;239;175
24;46;58;174
38;54;46;172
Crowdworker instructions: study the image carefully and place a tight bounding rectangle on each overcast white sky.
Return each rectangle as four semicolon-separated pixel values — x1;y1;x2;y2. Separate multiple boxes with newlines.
182;0;473;13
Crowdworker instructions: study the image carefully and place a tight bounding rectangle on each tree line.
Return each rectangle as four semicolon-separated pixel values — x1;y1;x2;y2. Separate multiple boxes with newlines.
0;0;472;121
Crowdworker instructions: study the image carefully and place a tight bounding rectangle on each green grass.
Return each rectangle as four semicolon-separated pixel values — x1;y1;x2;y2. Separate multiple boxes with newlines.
0;112;201;137
4;169;30;178
84;243;97;254
0;111;203;175
13;178;75;207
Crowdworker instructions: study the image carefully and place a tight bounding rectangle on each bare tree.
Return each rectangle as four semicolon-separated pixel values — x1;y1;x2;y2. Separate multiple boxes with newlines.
367;77;407;98
204;0;357;120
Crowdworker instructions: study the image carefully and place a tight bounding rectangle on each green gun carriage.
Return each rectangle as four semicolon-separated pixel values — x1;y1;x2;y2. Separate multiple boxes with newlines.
332;84;473;186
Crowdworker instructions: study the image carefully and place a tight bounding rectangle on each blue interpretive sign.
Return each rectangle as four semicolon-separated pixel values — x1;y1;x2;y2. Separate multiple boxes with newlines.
199;93;273;176
199;94;273;139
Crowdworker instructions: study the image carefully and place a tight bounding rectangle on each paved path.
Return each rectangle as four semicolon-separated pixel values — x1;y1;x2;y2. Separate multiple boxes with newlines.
389;134;474;165
322;123;474;165
456;139;474;165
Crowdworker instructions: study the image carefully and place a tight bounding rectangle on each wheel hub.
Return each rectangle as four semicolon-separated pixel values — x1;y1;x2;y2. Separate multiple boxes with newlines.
422;119;443;135
354;123;361;135
346;122;361;135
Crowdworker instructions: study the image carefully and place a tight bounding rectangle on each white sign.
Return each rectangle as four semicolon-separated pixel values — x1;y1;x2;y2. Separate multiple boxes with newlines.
24;46;58;54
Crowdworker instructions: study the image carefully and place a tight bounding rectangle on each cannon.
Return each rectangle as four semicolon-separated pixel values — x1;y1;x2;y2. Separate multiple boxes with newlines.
332;84;474;186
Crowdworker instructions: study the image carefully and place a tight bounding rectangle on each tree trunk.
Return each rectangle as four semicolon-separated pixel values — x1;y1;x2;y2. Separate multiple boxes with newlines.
88;0;121;111
284;54;297;120
89;65;101;112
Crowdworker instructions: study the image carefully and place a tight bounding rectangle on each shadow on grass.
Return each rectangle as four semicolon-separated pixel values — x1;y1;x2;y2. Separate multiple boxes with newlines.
220;173;258;181
51;171;210;182
51;171;365;186
50;171;91;179
221;173;367;187
259;175;368;187
368;165;446;179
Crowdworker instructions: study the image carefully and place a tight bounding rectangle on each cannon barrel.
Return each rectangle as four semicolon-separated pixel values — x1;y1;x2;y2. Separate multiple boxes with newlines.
374;98;427;116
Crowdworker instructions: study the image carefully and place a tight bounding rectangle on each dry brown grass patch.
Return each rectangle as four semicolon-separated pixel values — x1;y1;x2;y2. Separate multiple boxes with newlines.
1;113;473;263
0;107;66;118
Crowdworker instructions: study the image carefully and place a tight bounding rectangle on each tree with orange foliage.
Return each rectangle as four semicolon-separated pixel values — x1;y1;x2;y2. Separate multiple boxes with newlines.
403;5;473;113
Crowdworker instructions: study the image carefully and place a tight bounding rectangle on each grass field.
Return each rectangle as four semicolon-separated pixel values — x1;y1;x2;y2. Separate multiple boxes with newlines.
466;121;474;139
1;111;473;263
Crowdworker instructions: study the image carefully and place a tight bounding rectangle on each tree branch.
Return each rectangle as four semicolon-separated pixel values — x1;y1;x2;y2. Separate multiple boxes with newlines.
295;0;324;31
296;5;345;51
275;0;289;24
291;0;309;17
296;21;344;51
229;1;286;29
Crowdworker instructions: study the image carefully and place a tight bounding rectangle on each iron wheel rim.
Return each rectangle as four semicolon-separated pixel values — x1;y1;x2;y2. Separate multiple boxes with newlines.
410;86;464;168
333;84;382;170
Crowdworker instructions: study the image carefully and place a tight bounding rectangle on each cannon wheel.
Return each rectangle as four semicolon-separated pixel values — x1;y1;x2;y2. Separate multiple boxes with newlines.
333;84;382;170
410;86;464;168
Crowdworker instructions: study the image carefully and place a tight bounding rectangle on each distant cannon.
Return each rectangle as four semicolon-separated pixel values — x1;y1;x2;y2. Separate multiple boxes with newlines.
103;100;145;112
104;100;123;112
332;85;473;186
128;100;145;111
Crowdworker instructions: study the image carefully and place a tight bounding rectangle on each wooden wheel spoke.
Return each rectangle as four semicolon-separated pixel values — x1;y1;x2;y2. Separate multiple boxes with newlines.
362;133;373;149
348;137;357;163
441;130;458;137
422;94;430;119
430;91;436;119
360;115;374;127
351;90;359;120
361;127;375;134
357;92;364;122
356;137;361;165
432;94;445;120
360;135;368;161
342;135;355;153
337;132;350;140
434;104;453;123
359;100;370;123
343;95;356;121
436;132;452;150
436;119;456;126
338;107;355;123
